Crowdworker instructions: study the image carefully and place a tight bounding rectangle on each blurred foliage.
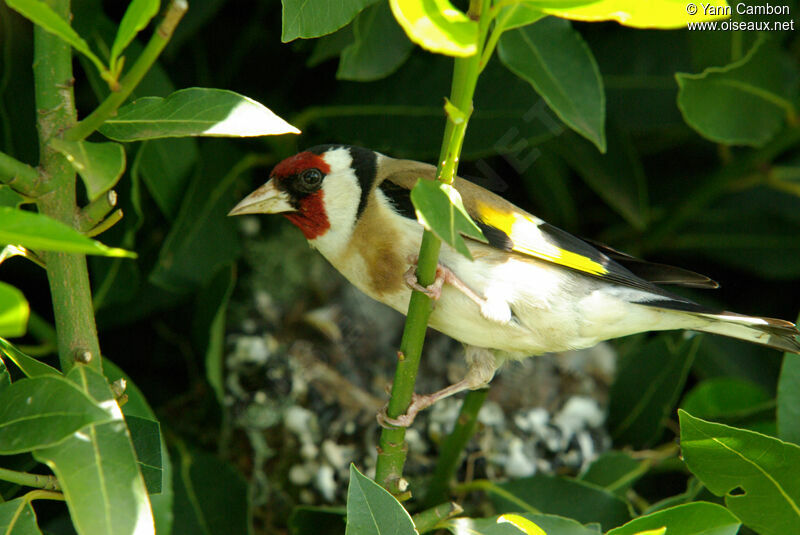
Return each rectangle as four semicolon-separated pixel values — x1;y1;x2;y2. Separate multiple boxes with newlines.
0;0;799;534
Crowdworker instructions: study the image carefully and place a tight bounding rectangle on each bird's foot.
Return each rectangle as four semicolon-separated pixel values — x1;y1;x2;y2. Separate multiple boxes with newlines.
403;255;449;300
376;394;434;428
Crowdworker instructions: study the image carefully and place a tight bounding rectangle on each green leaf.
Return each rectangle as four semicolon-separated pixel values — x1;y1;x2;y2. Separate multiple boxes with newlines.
494;4;546;33
193;264;236;403
148;145;242;292
138;138;199;220
679;410;800;535
98;88;301;141
680;377;771;422
579;451;645;497
338;1;413;82
607;502;740;535
608;334;699;447
0;497;41;535
110;0;160;71
172;445;250;535
0;185;26;208
0;338;60;378
0;282;29;338
0;375;112;454
526;0;730;28
281;0;380;41
410;179;484;260
5;0;107;76
309;25;355;67
389;0;478;57
34;366;154;535
443;513;600;535
492;474;630;531
498;18;606;152
0;207;135;257
49;138;126;202
126;415;163;495
676;37;795;147
103;359;173;535
345;464;416;535
0;356;10;391
778;349;800;445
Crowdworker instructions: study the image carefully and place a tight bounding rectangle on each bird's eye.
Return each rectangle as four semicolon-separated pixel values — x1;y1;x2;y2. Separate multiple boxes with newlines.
298;168;323;191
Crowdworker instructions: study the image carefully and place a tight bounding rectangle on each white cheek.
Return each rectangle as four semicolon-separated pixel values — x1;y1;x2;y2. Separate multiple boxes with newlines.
309;154;361;258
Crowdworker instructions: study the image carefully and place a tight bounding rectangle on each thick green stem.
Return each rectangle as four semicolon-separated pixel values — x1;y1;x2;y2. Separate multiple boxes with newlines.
33;0;101;373
0;467;61;491
374;0;492;495
412;501;463;533
0;151;44;196
423;388;488;507
64;0;188;142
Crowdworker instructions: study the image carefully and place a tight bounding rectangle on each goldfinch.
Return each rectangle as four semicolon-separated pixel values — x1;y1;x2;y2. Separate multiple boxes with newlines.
229;144;800;424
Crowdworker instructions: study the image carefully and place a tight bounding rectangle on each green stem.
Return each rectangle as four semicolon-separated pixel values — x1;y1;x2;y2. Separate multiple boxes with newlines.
412;501;463;533
453;479;542;514
76;190;117;232
374;0;492;495
64;0;188;142
423;388;488;507
32;0;103;374
0;151;43;196
0;467;61;491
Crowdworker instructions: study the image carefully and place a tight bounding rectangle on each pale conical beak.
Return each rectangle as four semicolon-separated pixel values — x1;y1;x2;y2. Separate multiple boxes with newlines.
228;179;295;216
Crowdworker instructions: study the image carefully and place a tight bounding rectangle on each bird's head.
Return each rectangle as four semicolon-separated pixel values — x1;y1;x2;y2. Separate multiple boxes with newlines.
228;145;378;244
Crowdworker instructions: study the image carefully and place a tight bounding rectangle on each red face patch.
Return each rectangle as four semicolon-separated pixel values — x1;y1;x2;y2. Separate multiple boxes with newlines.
271;151;331;180
283;190;330;240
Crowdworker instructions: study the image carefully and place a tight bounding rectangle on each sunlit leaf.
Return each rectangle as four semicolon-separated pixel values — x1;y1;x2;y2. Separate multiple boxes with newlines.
679;410;800;535
0;338;61;378
99;88;301;141
607;502;740;535
0;282;29;338
390;0;478;57
50;138;126;201
0;207;135;258
410;179;484;260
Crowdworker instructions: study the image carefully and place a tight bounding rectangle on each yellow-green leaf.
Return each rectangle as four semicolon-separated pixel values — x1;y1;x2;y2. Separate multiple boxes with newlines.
0;283;29;338
497;514;547;535
389;0;478;57
50;139;126;202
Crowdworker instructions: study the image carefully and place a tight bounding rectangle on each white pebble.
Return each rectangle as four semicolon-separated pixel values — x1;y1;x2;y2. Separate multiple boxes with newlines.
504;438;536;478
315;464;337;502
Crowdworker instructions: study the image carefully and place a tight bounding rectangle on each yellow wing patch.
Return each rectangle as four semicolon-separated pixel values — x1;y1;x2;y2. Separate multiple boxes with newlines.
475;203;608;276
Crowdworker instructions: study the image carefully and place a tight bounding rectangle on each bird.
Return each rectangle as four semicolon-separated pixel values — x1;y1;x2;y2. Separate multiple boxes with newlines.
229;144;800;425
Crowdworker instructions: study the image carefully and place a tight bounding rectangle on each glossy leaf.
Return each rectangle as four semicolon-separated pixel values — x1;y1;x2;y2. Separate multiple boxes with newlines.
494;4;545;33
778;350;800;445
172;445;250;535
98;88;301;141
0;497;41;535
607;502;740;535
0;375;112;454
411;179;484;260
579;451;645;497
679;410;800;535
497;514;546;535
50;138;126;201
5;0;106;74
444;513;600;535
676;38;794;147
338;1;413;81
0;282;29;338
0;185;26;208
680;376;770;422
0;357;9;391
281;0;380;41
127;415;163;494
528;0;730;28
492;474;630;531
345;464;416;535
34;366;154;535
498;18;606;152
0;338;61;378
608;335;699;447
0;207;135;257
389;0;478;57
110;0;160;69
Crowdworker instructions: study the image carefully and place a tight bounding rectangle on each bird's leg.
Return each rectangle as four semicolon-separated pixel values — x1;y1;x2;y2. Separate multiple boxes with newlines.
403;255;486;305
403;255;513;324
377;346;497;428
